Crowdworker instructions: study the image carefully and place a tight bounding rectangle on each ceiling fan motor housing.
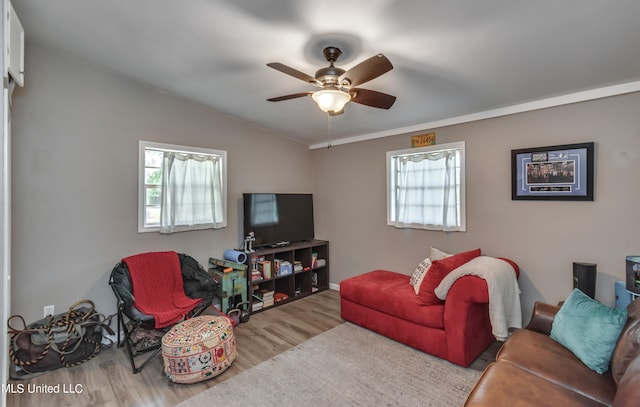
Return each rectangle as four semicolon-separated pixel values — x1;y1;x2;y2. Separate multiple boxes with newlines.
315;66;346;86
316;47;347;87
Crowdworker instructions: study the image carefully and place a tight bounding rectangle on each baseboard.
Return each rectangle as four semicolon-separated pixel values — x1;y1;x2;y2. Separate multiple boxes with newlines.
329;282;340;291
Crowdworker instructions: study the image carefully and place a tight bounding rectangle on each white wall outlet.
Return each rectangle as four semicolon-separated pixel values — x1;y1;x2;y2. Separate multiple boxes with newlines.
43;305;55;317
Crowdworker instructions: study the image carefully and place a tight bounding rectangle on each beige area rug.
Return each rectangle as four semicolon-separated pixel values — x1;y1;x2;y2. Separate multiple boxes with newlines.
175;322;481;407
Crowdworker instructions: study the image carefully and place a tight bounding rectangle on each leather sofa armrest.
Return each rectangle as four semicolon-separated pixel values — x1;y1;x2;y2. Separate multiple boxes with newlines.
525;301;560;335
613;354;640;407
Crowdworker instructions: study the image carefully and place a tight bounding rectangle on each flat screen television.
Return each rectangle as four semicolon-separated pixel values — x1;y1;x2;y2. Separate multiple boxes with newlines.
243;193;315;248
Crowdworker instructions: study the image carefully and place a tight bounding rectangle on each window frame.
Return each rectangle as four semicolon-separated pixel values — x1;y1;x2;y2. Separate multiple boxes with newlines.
386;141;466;231
138;140;227;233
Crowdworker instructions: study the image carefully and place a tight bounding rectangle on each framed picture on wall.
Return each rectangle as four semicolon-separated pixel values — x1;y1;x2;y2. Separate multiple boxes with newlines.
511;142;594;201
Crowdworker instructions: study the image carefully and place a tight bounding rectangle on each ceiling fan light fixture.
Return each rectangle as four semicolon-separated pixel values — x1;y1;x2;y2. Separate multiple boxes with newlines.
267;47;394;114
311;89;351;113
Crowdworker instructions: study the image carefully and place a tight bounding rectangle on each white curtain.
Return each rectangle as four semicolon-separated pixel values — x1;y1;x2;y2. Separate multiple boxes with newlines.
160;152;224;233
393;150;461;231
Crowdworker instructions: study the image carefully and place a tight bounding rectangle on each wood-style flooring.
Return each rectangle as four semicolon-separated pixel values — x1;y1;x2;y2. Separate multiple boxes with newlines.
6;289;499;407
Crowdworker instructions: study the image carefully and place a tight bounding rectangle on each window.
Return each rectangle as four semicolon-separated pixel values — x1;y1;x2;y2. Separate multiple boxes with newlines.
387;141;465;231
139;141;227;233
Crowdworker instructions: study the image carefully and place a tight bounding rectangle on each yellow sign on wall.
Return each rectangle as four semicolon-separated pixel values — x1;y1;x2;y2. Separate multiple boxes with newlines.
411;133;436;148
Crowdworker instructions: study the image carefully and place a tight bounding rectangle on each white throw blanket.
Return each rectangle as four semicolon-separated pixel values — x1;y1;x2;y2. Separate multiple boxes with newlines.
434;256;522;341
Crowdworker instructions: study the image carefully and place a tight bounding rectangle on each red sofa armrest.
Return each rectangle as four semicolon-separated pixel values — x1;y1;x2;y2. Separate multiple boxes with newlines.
445;275;490;306
443;275;494;366
443;276;489;331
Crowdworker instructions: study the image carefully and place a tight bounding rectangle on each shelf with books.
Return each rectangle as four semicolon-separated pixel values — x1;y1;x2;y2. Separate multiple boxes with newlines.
245;239;329;314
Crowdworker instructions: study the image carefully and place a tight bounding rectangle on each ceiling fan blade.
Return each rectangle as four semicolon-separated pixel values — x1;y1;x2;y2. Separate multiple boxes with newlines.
267;92;313;102
350;88;396;109
339;54;393;87
267;63;321;86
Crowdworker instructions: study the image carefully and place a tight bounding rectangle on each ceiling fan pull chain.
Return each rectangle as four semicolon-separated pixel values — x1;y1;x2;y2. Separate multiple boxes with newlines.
327;114;333;148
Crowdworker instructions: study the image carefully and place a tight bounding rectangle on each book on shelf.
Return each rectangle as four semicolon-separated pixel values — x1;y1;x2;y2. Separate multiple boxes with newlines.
258;289;275;308
251;269;263;282
254;289;275;301
311;252;318;269
293;261;303;273
311;256;325;269
263;298;275;308
257;260;272;279
275;260;292;276
252;293;264;311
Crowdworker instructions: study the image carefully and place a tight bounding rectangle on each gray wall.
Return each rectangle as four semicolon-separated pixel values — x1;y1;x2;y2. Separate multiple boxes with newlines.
312;92;640;319
11;45;313;322
11;43;640;326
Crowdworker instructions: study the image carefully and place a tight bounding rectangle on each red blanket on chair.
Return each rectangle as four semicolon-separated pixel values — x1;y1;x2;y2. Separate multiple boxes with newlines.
123;251;202;328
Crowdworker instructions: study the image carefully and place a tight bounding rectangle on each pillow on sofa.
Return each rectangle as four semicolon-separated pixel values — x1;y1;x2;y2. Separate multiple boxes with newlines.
409;247;453;295
550;288;628;374
417;248;481;305
430;247;452;261
410;257;432;295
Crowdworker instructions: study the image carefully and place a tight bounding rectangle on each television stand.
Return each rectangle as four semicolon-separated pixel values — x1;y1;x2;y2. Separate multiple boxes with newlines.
247;240;329;314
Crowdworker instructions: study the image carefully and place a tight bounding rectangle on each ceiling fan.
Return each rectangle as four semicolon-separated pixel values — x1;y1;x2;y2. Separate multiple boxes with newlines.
267;46;396;116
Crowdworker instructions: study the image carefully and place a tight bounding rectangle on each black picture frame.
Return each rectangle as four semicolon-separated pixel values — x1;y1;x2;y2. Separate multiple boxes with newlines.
511;142;594;201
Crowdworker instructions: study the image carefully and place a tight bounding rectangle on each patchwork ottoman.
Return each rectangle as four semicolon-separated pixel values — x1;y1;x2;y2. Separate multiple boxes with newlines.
162;315;237;384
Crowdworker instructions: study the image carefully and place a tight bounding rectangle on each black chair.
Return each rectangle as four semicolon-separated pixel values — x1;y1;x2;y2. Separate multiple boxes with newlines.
109;252;217;373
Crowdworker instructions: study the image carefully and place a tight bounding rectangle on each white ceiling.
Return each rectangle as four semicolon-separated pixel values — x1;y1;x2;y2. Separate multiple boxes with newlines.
11;0;640;147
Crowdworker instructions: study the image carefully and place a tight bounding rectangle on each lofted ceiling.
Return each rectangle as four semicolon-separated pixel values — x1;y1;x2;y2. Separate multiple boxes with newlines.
11;0;640;148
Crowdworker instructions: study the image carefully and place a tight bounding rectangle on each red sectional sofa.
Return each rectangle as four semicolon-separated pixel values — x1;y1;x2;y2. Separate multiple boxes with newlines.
340;269;505;367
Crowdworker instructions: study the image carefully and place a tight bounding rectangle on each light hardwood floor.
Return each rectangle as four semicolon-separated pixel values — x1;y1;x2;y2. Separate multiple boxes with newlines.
6;289;499;407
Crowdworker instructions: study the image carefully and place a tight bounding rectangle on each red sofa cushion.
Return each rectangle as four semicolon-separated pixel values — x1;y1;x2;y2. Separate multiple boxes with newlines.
340;270;445;329
418;248;481;305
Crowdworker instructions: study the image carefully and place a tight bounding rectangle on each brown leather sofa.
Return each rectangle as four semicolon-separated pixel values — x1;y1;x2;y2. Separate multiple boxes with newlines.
465;299;640;407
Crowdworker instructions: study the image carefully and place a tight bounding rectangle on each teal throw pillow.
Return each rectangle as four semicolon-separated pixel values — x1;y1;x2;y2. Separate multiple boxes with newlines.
550;288;628;374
